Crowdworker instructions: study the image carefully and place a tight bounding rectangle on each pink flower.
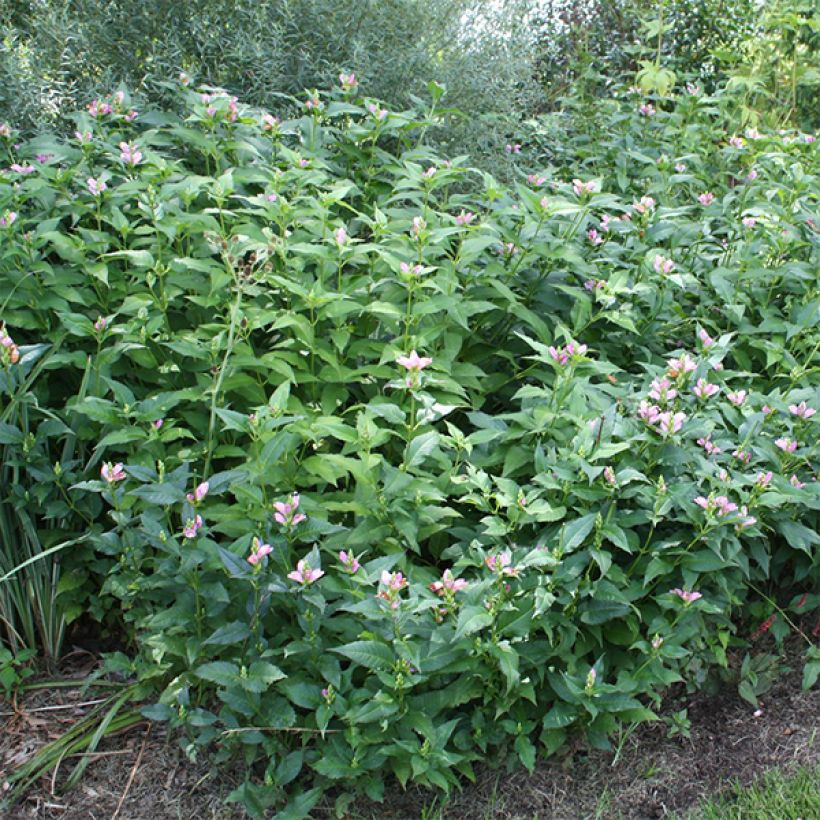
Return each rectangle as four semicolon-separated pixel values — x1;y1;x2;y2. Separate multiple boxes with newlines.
274;493;306;526
396;350;432;372
638;400;661;424
600;214;610;231
587;228;603;245
639;103;655;117
375;570;409;608
527;174;546;187
727;390;747;406
697;436;721;456
9;163;35;175
0;123;11;137
790;474;806;489
153;419;164;430
698;328;714;348
694;496;711;510
789;401;816;419
262;114;280;131
429;569;468;596
649;378;677;403
187;481;209;504
693;378;719;400
756;471;773;488
505;143;521;154
367;103;388;120
698;192;715;206
485;551;518;577
87;177;107;196
288;559;324;584
761;404;773;416
742;216;757;228
653;255;674;274
572;178;597;196
247;537;273;565
423;166;437;179
334;226;348;246
675;162;686;172
0;211;17;228
671;588;702;604
455;211;476;226
632;196;656;215
125;110;138;122
745;128;762;140
746;168;758;181
733;448;752;464
805;134;816;144
75;130;92;143
603;466;616;486
411;216;426;237
93;316;107;332
0;326;20;364
101;462;126;483
339;72;358;90
686;83;700;95
775;437;797;453
729;136;745;149
736;505;757;531
399;262;423;276
715;495;738;515
183;515;204;539
304;96;321;110
657;411;686;436
338;550;361;574
119;141;143;166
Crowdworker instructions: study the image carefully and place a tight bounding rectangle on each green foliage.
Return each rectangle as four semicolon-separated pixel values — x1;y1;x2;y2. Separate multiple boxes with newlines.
0;76;818;816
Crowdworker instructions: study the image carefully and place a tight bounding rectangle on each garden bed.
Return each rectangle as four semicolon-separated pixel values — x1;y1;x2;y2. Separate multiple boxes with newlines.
2;641;816;819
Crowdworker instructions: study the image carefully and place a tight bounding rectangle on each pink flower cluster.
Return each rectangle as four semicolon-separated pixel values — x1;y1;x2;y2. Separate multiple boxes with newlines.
649;377;677;403
338;550;361;573
183;515;203;539
548;341;587;366
789;401;816;419
429;569;468;596
633;196;656;215
484;551;518;577
727;390;747;406
101;462;126;483
274;493;306;526
377;571;408;608
694;495;738;516
653;255;674;274
693;378;719;400
119;142;143;166
572;178;597;196
671;588;702;604
0;211;16;228
288;559;324;584
87;177;107;196
775;437;797;453
0;325;20;364
698;192;715;206
697;435;721;456
639;103;655;117
339;72;358;91
187;481;209;504
247;537;273;565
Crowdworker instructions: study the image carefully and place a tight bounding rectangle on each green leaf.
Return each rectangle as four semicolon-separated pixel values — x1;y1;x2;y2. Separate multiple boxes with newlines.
332;640;394;671
195;661;239;687
455;605;493;639
405;431;440;468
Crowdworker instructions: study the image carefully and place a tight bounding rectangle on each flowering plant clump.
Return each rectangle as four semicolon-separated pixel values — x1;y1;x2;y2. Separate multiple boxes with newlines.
0;74;817;817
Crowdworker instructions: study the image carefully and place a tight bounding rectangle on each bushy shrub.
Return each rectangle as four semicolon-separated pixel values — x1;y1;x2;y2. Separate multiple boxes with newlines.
0;78;818;816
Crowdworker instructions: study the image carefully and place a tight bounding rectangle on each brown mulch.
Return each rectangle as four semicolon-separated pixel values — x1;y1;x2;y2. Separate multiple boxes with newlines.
1;642;817;819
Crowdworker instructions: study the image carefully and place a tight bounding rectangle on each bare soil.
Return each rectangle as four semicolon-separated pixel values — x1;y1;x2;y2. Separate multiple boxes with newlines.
1;642;817;820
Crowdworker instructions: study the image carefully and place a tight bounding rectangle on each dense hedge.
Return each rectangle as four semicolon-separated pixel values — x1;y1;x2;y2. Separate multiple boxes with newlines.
1;78;818;816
